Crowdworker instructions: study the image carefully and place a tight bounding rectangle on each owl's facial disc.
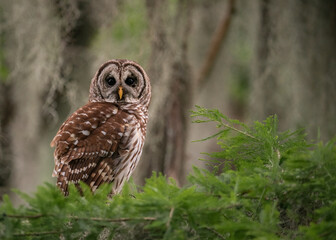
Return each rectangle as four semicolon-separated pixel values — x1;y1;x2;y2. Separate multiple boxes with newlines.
90;59;149;105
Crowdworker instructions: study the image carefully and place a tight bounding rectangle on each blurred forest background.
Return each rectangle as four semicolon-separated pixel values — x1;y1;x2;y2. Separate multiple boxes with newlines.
0;0;335;200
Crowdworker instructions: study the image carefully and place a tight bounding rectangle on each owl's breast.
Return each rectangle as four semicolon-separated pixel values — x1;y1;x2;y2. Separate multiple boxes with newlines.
112;122;145;193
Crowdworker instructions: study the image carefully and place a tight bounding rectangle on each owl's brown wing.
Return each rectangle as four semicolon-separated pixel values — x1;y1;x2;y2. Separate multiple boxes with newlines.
84;157;117;192
51;101;127;195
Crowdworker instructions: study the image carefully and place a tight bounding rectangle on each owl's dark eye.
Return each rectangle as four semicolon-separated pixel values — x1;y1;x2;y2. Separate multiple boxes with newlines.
105;76;116;86
125;77;137;87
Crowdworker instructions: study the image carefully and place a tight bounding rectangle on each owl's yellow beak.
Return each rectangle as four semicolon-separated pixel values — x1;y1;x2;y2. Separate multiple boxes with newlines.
118;86;123;100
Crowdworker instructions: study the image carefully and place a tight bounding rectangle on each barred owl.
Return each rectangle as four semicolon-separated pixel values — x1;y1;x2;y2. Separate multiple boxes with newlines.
50;59;151;196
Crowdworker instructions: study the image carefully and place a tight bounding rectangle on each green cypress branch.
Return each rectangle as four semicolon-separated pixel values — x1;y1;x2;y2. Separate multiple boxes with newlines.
0;107;335;239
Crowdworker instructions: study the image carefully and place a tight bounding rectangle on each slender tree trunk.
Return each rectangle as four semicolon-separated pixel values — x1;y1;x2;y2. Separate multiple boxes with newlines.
1;0;82;198
134;0;193;185
0;84;12;198
249;0;336;140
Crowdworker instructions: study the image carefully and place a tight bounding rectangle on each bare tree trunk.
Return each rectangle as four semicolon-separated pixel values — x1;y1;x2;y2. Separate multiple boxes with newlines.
0;0;82;199
0;84;12;198
134;0;193;185
249;0;336;140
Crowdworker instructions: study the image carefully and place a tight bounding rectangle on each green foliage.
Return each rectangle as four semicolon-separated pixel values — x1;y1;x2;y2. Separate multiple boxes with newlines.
1;106;336;239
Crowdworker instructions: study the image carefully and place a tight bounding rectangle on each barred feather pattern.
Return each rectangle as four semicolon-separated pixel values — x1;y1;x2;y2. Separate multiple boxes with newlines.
51;102;147;195
51;59;150;196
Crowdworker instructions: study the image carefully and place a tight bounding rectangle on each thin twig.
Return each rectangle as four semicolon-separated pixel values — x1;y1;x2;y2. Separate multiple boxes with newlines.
166;207;175;228
5;213;45;219
225;203;242;209
197;0;236;87
221;122;259;140
4;214;156;222
8;215;156;237
69;216;156;222
204;226;226;240
13;231;61;237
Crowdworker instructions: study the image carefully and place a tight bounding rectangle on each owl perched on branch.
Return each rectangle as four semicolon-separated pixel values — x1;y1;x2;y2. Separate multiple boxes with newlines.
50;59;151;196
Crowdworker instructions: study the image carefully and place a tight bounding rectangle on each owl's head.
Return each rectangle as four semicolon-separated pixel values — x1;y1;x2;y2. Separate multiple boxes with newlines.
89;59;151;107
